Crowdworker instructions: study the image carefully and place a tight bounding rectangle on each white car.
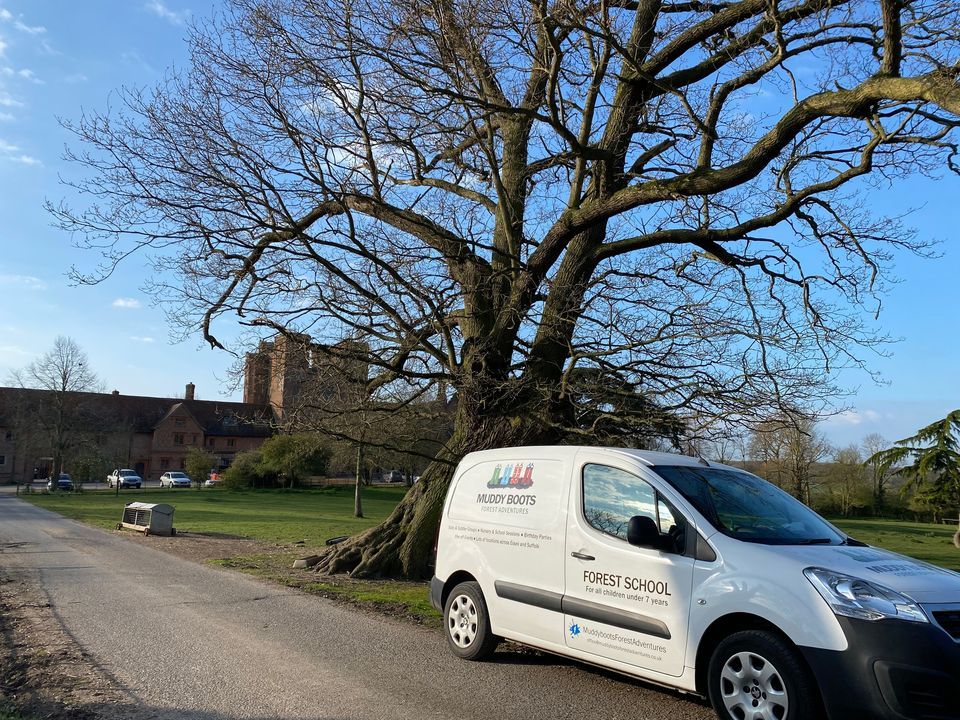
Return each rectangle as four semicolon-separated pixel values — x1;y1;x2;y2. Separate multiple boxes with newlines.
159;471;192;488
431;446;960;720
107;468;142;489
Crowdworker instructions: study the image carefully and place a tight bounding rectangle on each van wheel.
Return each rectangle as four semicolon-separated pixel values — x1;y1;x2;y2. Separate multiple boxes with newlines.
708;630;822;720
443;581;498;661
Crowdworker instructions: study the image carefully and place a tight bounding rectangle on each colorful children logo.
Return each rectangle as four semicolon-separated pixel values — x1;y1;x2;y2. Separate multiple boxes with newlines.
486;463;534;489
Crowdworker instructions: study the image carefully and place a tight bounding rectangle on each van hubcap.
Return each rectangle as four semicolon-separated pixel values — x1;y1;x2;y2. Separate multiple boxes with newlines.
719;651;789;720
447;594;478;648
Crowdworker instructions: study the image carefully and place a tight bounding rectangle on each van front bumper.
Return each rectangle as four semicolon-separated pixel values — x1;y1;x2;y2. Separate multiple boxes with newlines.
801;616;960;720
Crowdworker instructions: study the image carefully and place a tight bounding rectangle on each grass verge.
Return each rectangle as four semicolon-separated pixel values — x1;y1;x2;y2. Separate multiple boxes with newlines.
209;552;440;625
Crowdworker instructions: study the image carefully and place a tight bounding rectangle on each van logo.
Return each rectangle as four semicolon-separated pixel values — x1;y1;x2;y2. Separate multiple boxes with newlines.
569;623;581;638
486;463;534;489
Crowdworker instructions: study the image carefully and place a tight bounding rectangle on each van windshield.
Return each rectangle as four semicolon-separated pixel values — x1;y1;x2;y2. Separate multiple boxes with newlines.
652;465;845;545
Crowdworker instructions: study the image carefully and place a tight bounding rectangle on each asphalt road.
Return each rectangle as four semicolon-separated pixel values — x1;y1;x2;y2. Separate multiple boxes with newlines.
0;491;715;720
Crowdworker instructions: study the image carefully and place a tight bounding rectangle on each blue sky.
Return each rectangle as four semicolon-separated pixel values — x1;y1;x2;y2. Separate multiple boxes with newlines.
0;1;957;450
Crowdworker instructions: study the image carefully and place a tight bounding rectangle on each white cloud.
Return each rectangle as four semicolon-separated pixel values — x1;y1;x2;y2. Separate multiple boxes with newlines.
0;37;7;57
145;1;190;25
0;138;17;152
832;409;883;426
11;153;38;165
0;112;11;121
0;10;12;22
0;273;46;289
130;335;155;343
0;93;22;107
64;73;88;84
13;20;45;35
17;68;41;83
112;297;142;309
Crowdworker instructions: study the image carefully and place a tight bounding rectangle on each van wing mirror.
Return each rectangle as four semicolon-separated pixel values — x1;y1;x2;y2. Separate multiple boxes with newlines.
627;515;660;549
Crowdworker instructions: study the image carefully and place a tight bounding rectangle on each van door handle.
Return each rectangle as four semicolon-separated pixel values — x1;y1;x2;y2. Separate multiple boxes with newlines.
570;551;595;561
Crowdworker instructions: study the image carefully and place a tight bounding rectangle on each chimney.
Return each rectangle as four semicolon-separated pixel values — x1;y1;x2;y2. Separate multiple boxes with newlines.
111;390;119;396
185;382;195;401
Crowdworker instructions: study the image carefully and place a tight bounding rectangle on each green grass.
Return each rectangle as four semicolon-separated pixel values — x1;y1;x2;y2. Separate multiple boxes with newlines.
209;551;441;624
832;517;960;571
22;485;410;546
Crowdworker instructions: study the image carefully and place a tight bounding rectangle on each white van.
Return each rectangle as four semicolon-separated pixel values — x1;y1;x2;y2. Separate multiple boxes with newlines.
430;447;960;720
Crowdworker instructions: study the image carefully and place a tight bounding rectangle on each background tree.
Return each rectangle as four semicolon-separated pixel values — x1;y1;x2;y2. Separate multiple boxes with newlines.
8;336;102;478
867;410;960;528
54;0;960;577
862;432;892;512
185;447;217;489
825;445;870;517
749;413;830;503
258;433;330;489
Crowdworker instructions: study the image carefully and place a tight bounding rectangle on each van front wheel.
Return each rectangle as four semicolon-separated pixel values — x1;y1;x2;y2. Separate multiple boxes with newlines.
444;581;498;661
708;630;822;720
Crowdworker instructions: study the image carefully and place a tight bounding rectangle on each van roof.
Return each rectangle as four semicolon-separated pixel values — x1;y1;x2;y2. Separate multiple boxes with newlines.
460;446;717;468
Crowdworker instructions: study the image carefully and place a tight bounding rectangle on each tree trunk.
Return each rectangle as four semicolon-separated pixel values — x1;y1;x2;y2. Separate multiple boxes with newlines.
313;410;556;579
354;444;363;519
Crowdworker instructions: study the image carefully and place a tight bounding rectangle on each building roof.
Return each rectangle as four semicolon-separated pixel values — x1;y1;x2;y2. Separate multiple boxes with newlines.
0;386;273;438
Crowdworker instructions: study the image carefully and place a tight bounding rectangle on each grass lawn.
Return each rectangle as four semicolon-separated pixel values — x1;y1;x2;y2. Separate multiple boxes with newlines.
831;517;960;572
22;485;409;546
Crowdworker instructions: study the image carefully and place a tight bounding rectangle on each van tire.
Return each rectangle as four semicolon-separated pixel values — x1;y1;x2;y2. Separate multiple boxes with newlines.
707;630;822;720
443;581;498;661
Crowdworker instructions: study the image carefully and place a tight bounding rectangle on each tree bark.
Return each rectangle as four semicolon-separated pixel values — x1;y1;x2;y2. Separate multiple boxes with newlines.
354;445;364;519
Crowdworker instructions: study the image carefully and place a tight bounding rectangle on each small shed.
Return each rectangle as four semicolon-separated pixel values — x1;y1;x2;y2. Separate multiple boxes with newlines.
117;502;175;536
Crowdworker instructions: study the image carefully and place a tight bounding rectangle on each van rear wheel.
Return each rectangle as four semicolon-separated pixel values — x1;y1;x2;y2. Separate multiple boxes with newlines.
707;630;822;720
444;581;498;661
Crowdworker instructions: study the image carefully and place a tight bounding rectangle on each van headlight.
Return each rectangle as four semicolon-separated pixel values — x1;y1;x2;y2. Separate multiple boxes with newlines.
804;567;928;623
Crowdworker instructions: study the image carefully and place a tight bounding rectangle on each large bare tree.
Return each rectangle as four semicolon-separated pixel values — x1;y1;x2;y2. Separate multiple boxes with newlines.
53;0;960;577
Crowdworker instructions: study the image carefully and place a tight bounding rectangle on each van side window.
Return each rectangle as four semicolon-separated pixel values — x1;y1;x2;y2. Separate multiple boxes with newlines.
582;464;688;554
582;464;657;541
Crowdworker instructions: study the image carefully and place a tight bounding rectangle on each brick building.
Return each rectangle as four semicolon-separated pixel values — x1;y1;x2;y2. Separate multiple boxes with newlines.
0;382;272;483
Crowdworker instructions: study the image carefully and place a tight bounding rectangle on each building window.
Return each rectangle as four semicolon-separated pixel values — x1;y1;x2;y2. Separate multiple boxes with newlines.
174;418;186;427
207;438;215;447
174;433;184;445
192;434;198;444
4;431;11;441
0;455;5;467
160;457;170;469
180;458;187;470
227;438;236;448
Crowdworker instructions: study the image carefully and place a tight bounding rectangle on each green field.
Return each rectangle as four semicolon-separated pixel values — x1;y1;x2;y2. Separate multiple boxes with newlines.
22;485;409;546
21;488;960;573
831;517;960;571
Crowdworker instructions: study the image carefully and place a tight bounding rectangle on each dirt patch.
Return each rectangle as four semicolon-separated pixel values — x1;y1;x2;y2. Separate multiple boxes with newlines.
114;527;283;565
0;574;124;720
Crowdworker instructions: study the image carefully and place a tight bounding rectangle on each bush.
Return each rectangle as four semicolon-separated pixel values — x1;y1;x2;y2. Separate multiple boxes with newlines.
222;450;273;489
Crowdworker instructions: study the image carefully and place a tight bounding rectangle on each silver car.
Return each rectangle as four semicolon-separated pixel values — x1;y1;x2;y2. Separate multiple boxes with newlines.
160;471;192;488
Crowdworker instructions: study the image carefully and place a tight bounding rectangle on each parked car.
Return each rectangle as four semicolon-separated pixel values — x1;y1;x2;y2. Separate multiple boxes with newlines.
431;446;960;720
46;473;73;492
106;468;142;489
159;471;192;488
384;470;405;483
